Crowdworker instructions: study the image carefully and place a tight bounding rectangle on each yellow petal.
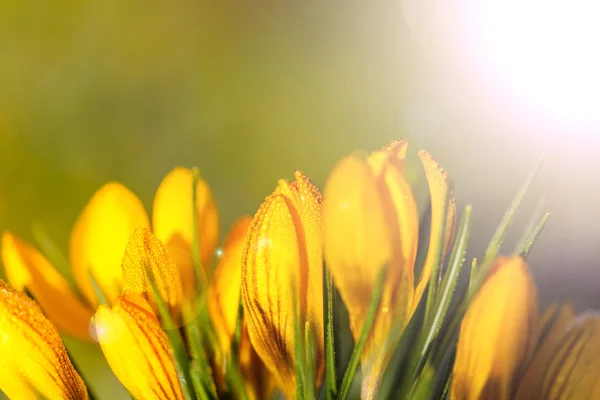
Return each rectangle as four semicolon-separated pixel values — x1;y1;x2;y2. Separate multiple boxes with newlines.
451;256;539;400
0;280;88;400
242;171;324;399
153;167;219;298
540;313;600;399
324;155;391;338
516;303;576;400
94;294;184;400
70;182;150;306
208;216;253;356
412;151;452;315
121;227;183;317
1;232;94;340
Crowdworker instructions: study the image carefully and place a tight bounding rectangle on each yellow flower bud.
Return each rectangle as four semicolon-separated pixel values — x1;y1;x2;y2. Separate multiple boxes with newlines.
153;167;219;297
94;293;184;400
121;227;183;318
539;313;600;399
0;280;88;400
516;303;576;399
323;140;455;396
70;182;150;306
451;256;539;400
1;231;94;340
242;171;324;398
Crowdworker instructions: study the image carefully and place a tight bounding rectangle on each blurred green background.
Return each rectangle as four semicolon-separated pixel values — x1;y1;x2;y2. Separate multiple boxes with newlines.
1;0;599;328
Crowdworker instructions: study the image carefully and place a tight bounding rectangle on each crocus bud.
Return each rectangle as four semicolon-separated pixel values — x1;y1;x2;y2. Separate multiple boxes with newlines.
516;303;576;399
242;171;324;398
539;313;600;399
121;227;183;318
70;182;150;306
323;140;455;397
0;280;88;400
451;256;539;400
153;167;219;297
94;294;184;400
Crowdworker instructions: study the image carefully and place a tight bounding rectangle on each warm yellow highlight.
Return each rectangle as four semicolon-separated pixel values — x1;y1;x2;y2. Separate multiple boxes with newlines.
153;166;219;296
0;280;88;400
323;140;456;397
516;303;576;399
1;232;94;339
121;227;183;316
242;171;324;399
451;256;539;400
539;314;600;399
70;182;150;306
94;294;184;400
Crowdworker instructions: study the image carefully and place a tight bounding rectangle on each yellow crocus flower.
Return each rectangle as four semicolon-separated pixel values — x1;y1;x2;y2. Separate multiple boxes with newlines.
241;171;324;399
208;216;273;400
450;256;539;400
1;167;217;339
0;280;88;400
94;293;184;400
323;139;456;396
515;303;576;399
538;313;600;399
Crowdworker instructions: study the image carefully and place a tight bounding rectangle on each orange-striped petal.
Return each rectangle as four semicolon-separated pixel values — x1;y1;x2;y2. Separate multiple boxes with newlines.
121;227;183;317
153;167;219;298
540;313;600;399
516;303;576;399
412;151;452;315
242;171;324;399
451;256;539;400
0;280;88;400
94;294;183;400
70;182;150;306
1;232;94;340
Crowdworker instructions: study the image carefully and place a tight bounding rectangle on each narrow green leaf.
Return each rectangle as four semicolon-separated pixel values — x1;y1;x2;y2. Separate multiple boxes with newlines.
185;322;218;400
337;267;387;400
468;258;477;295
474;156;543;292
190;361;212;400
517;212;550;258
324;266;337;400
304;321;317;399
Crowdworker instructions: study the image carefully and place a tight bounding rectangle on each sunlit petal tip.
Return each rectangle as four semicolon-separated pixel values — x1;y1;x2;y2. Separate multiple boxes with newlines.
540;313;600;399
95;294;184;400
121;227;183;316
1;231;94;340
0;280;88;400
153;166;219;297
451;256;539;400
70;181;150;306
242;172;324;398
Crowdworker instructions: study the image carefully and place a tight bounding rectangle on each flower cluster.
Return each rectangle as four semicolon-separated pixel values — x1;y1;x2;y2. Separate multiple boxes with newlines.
0;140;598;400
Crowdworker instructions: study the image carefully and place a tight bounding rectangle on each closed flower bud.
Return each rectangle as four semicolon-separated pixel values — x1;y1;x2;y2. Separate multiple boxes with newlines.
0;280;88;400
242;171;324;398
539;313;600;399
94;293;184;400
451;256;539;400
153;167;219;297
323;140;456;397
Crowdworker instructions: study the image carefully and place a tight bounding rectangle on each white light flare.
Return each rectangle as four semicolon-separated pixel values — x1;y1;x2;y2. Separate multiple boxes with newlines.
465;0;600;129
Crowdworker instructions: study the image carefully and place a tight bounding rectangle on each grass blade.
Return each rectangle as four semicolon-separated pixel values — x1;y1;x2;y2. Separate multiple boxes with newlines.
337;267;387;400
517;212;550;258
324;266;337;400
